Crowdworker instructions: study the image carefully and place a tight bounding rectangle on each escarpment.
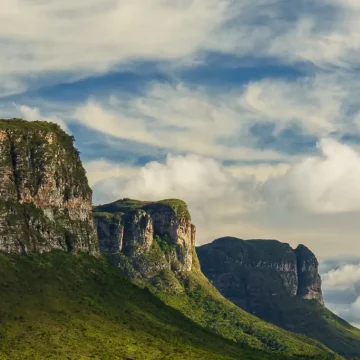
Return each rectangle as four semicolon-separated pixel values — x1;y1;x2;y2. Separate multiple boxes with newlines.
197;237;324;307
94;198;196;277
94;201;342;359
196;238;360;358
0;119;98;255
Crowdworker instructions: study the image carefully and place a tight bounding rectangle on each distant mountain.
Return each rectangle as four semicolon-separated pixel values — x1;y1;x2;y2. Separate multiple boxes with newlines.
94;198;339;359
197;237;360;359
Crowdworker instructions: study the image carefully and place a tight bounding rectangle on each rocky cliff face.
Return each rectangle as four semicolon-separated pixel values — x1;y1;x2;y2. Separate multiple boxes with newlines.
0;119;98;255
295;244;323;303
197;237;324;310
94;199;196;278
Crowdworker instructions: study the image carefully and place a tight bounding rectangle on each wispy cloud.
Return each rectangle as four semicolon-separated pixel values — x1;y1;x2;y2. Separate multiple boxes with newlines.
2;0;360;96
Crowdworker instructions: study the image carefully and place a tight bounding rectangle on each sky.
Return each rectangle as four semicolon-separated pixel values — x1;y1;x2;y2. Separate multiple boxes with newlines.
1;0;360;325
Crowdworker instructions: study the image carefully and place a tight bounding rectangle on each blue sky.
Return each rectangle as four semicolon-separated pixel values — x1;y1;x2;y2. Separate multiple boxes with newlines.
2;0;360;325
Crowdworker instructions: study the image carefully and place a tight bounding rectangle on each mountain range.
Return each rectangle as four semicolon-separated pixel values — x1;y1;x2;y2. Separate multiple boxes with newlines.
0;119;358;359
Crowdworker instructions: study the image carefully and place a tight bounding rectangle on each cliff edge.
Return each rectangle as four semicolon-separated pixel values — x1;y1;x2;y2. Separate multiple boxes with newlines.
0;119;98;255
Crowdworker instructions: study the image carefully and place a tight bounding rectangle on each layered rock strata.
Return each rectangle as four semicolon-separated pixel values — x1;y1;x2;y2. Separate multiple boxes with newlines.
0;119;98;255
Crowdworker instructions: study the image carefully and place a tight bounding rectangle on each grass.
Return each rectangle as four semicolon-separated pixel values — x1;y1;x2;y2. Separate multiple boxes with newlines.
0;251;309;360
94;198;191;220
144;267;340;360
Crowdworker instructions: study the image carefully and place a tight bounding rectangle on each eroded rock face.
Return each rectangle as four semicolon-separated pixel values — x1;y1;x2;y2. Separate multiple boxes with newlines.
0;119;98;255
94;199;195;278
197;237;325;325
295;245;324;305
197;237;324;310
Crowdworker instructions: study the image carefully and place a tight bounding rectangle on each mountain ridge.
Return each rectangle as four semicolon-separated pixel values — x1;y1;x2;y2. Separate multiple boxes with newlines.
0;119;347;359
94;198;339;359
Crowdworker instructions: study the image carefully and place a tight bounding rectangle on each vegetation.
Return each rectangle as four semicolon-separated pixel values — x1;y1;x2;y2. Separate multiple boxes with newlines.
0;118;80;161
0;251;310;360
142;267;340;360
154;234;173;254
94;198;191;220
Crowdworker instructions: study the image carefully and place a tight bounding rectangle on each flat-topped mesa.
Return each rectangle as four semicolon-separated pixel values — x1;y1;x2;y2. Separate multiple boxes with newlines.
94;198;196;275
0;119;98;255
197;237;324;306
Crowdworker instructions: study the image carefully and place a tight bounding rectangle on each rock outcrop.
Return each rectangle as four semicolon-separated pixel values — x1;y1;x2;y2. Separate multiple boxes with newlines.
197;237;324;310
0;119;98;255
94;198;196;278
295;244;323;304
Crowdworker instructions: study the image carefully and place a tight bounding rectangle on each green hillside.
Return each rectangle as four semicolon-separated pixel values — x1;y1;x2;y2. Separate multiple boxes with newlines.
93;199;341;360
0;251;303;360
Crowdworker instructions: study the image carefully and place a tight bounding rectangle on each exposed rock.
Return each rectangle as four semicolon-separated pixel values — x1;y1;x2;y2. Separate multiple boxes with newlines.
197;237;323;312
94;199;195;278
295;244;324;305
0;119;98;255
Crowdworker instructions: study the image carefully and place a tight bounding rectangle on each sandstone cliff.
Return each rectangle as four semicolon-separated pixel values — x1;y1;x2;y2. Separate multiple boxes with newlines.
94;198;197;278
197;237;324;309
0;119;98;255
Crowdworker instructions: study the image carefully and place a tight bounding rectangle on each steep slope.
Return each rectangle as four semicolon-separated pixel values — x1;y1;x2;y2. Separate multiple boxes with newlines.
197;237;360;359
0;251;288;360
94;199;340;360
0;119;98;255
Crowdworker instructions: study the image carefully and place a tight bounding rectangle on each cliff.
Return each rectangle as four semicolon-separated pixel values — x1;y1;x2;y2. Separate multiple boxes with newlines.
295;244;323;303
197;237;360;358
94;198;196;277
197;237;324;306
0;119;98;255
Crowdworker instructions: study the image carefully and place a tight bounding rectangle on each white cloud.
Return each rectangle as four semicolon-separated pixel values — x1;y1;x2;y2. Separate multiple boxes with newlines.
0;0;228;94
74;82;287;161
2;0;360;95
84;159;139;187
15;104;68;132
264;139;360;213
241;76;347;135
211;0;360;68
323;264;360;288
320;259;360;327
73;74;360;161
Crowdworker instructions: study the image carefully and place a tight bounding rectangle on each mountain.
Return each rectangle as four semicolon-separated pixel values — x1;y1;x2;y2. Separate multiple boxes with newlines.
0;119;98;255
94;199;340;359
0;119;344;359
197;237;360;359
0;119;324;360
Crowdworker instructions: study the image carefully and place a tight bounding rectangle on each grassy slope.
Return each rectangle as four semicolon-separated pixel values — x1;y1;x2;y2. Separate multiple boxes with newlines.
145;267;340;360
255;294;360;359
93;199;341;360
0;251;300;360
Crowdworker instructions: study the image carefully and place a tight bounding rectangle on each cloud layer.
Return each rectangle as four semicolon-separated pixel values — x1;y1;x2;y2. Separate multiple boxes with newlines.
321;258;360;327
3;0;360;96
